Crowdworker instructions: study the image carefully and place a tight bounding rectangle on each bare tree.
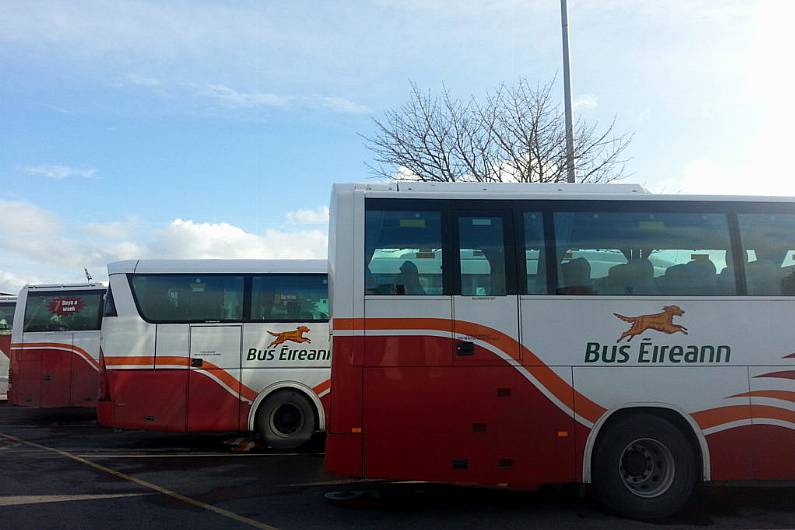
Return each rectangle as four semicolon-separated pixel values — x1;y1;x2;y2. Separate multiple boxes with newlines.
363;79;632;183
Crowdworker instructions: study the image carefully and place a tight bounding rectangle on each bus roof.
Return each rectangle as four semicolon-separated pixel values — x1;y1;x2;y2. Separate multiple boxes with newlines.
23;283;105;291
333;182;795;203
108;259;327;275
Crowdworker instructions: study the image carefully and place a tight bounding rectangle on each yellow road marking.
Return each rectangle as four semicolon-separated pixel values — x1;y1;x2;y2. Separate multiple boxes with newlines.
0;432;280;530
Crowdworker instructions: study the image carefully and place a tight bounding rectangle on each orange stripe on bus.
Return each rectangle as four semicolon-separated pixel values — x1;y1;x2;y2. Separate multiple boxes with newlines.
104;355;259;402
313;379;331;395
730;390;795;404
105;356;155;366
692;404;795;430
332;317;607;423
10;341;99;368
692;405;752;429
197;359;258;402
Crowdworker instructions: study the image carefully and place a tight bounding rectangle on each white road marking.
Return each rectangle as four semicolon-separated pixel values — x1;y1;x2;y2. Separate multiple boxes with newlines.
0;493;152;507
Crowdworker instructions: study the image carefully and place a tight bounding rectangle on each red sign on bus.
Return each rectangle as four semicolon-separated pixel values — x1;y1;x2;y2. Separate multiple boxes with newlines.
49;297;85;316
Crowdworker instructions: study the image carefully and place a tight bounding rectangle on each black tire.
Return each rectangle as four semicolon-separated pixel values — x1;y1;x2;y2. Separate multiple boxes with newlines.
255;389;316;450
592;413;697;521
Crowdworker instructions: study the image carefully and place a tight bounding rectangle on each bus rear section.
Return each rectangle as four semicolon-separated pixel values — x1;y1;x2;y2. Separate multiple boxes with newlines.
0;295;16;400
9;284;105;408
98;259;330;449
326;182;795;520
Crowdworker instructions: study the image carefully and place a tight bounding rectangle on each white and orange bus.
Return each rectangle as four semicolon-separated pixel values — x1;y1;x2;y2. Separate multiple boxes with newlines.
326;181;795;519
0;295;16;400
9;284;106;408
97;259;330;449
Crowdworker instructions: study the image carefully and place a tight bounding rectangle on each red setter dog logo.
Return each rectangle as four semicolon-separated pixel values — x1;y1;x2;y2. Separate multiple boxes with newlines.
614;305;688;342
267;326;312;347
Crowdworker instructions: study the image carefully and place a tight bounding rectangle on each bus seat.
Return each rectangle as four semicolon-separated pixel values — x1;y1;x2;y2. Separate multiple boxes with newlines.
559;257;592;294
745;260;784;295
684;259;717;295
607;258;656;295
662;264;689;295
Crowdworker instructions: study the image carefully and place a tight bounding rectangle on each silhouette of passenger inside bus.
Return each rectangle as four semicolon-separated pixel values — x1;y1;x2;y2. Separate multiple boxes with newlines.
398;261;425;295
746;244;790;295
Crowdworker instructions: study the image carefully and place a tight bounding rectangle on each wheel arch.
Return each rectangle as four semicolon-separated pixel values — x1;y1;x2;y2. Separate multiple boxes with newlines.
582;403;710;483
247;381;325;433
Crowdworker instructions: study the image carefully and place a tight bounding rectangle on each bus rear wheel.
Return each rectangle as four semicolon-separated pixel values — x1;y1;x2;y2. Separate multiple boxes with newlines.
256;389;316;450
592;413;697;521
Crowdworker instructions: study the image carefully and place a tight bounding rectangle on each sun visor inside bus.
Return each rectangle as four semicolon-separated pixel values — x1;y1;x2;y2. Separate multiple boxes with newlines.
365;210;443;248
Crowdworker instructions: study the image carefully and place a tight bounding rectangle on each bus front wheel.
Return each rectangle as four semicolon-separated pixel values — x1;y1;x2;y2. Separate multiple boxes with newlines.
592;413;697;521
255;389;316;450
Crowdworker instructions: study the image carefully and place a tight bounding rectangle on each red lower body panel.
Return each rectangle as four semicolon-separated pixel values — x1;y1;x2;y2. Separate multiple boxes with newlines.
99;370;187;431
10;348;98;408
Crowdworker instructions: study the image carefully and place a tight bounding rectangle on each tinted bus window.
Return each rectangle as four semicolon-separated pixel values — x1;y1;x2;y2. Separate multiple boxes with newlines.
458;216;506;296
23;291;104;332
0;304;14;332
131;275;244;322
523;212;547;294
250;275;329;321
554;211;736;296
738;213;795;295
365;209;443;295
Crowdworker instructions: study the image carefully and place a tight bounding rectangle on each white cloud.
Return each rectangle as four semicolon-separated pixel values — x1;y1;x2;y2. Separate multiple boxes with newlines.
82;218;140;240
202;84;289;108
200;84;368;114
23;164;97;179
0;270;38;296
151;220;327;259
573;93;598;111
286;207;329;225
114;73;160;88
0;200;328;293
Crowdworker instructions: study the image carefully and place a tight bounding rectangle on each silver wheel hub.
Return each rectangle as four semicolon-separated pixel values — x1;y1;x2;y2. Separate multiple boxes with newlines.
619;438;675;498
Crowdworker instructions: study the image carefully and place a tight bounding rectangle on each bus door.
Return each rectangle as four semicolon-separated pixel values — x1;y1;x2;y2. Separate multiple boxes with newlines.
362;206;453;479
450;211;525;480
38;332;73;408
187;324;242;432
70;331;100;406
452;212;520;366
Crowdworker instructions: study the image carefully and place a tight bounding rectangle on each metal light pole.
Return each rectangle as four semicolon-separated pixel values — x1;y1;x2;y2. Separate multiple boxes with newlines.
560;0;576;183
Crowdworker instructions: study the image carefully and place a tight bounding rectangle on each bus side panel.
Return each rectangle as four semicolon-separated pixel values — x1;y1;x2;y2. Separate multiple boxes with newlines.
69;332;100;407
38;335;73;408
106;369;188;431
748;366;795;479
325;334;363;477
11;347;41;407
362;350;576;488
187;368;241;432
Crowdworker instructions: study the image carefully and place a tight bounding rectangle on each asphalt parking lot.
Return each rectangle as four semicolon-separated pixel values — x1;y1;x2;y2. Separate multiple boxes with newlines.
1;403;794;530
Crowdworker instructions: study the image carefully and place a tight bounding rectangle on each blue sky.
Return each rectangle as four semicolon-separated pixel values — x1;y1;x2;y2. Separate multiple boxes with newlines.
0;0;792;292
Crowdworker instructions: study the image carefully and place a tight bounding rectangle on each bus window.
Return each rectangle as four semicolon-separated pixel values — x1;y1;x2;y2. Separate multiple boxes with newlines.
23;291;104;332
250;274;329;321
523;212;547;294
458;216;506;296
131;275;244;322
0;304;13;332
365;209;443;295
738;213;795;295
554;211;736;296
